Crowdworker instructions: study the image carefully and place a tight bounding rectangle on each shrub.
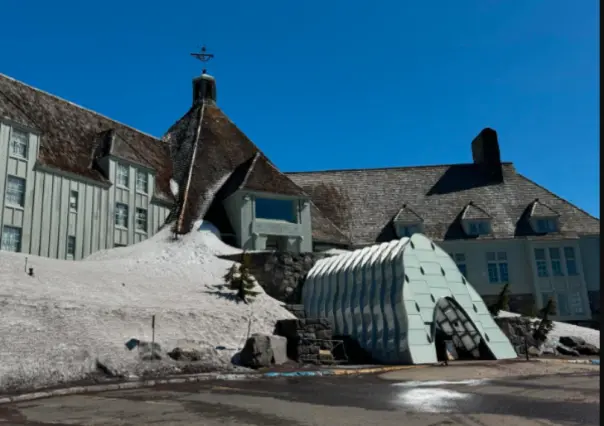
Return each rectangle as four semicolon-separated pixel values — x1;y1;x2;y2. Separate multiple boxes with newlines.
222;252;260;304
533;297;557;343
488;283;510;316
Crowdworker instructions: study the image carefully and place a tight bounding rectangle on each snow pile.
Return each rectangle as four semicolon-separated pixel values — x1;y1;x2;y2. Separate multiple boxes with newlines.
0;221;294;392
498;311;600;350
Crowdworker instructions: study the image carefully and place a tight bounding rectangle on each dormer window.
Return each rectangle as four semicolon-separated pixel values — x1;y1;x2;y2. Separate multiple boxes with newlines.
460;202;492;237
535;218;558;233
528;199;560;234
467;220;491;236
396;223;423;238
393;204;424;239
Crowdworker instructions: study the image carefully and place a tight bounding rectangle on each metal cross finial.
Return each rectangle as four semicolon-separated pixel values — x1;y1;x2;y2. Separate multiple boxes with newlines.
190;46;214;74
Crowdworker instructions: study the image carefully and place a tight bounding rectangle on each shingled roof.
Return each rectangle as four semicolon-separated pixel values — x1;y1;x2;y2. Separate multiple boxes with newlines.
0;73;173;202
161;90;350;245
286;162;600;245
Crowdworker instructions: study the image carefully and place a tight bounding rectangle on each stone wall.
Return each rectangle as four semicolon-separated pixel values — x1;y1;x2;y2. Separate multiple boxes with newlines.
219;252;332;303
482;293;535;315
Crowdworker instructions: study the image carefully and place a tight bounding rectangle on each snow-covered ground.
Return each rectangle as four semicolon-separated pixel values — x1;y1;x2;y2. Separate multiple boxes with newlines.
0;222;294;392
498;311;600;350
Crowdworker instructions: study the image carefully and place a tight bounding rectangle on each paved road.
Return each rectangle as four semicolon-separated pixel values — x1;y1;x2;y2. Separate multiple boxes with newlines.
0;371;599;425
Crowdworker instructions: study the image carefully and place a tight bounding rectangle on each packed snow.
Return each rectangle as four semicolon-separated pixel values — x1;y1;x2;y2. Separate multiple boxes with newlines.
0;221;294;392
498;311;600;350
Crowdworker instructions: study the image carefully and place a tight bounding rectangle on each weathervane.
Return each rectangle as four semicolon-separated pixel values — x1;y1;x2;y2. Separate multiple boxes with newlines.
190;46;214;74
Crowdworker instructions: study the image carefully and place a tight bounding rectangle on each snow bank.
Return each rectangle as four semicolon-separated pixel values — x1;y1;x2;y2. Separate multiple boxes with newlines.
498;311;600;349
0;221;294;392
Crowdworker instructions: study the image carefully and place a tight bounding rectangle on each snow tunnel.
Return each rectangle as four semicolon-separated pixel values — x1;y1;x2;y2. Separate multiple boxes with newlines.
301;234;518;364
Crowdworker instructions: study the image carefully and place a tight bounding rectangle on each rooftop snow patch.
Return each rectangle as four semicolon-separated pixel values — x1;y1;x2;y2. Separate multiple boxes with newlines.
0;222;294;392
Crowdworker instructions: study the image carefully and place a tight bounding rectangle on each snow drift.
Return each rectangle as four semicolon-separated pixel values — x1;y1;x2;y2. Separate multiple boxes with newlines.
0;221;294;392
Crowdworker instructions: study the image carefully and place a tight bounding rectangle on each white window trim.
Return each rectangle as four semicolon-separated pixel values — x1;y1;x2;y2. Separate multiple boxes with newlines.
66;236;76;259
116;164;130;188
9;128;29;160
135;171;148;194
69;190;79;212
1;226;22;252
486;251;509;284
5;175;26;209
135;208;148;233
463;219;491;236
115;203;129;229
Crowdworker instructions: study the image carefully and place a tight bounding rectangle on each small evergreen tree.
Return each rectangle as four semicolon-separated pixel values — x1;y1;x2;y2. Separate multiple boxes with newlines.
533;297;557;343
222;252;260;304
488;283;510;317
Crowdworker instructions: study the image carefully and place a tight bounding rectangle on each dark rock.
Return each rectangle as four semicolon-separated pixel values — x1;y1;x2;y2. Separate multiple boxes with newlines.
556;344;580;356
575;343;600;356
559;336;586;348
168;347;204;362
239;334;276;369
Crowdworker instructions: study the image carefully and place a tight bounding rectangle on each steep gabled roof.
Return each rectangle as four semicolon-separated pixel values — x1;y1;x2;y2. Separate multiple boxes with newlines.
393;204;423;223
286;163;600;245
163;103;350;245
529;198;560;218
0;73;172;201
461;202;492;220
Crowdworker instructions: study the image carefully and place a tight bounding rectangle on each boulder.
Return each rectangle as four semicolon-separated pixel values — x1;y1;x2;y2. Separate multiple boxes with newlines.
168;347;204;362
239;333;288;369
269;335;288;365
527;346;542;357
575;343;600;356
556;344;580;357
559;336;586;348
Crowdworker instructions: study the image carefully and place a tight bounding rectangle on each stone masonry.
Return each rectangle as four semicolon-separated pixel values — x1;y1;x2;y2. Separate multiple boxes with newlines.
273;318;334;364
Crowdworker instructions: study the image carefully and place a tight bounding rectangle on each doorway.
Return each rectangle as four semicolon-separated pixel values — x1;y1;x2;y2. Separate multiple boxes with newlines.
432;297;495;361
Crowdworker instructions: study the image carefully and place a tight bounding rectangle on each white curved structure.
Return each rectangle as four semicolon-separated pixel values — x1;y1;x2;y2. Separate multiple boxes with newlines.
302;234;517;364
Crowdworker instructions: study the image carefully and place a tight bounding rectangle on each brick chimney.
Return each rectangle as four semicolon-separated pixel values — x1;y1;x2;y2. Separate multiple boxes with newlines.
471;128;503;183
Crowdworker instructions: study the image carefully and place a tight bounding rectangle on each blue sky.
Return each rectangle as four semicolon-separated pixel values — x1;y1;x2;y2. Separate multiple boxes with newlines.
1;0;599;217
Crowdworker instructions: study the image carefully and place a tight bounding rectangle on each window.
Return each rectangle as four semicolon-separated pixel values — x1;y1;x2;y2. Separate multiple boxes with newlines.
255;197;297;223
1;226;22;252
115;203;129;228
135;208;147;232
450;253;467;277
5;176;26;207
534;248;548;277
69;190;79;211
569;292;585;315
549;248;563;276
397;223;422;238
564;247;578;276
486;251;509;283
136;171;148;193
10;129;28;159
66;236;76;259
556;293;570;316
467;220;490;236
116;164;129;187
535;218;558;233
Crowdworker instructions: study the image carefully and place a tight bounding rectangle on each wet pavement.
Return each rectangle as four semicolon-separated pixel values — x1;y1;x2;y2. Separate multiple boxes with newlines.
0;370;599;425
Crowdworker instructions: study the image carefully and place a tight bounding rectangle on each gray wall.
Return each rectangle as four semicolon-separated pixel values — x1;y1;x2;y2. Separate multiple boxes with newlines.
0;120;171;260
224;190;313;253
438;238;595;322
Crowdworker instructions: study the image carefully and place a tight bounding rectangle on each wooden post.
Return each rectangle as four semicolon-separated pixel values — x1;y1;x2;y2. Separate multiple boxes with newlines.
151;315;156;358
524;336;529;361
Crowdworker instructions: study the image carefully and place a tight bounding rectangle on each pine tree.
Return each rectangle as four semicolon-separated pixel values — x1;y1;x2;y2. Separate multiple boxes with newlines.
488;283;510;316
222;252;260;304
533;297;557;343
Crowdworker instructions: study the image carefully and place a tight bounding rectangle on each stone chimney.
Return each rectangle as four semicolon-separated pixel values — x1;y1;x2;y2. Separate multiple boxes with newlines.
192;73;217;106
471;128;503;183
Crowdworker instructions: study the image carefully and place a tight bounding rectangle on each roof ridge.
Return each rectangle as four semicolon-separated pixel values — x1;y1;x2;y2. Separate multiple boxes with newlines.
461;201;492;219
516;172;600;221
393;204;423;222
0;73;160;142
529;199;560;217
285;162;515;175
238;152;261;190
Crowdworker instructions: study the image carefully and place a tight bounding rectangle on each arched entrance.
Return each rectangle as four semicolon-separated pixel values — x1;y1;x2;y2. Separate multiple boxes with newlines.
431;297;495;361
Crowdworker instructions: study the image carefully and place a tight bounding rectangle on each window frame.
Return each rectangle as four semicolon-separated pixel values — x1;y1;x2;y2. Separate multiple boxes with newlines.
486;251;509;284
1;226;22;252
114;203;129;228
254;197;298;223
449;252;468;278
534;248;549;277
535;218;558;233
396;223;422;238
66;236;76;259
135;170;148;194
135;207;148;233
5;175;26;208
466;220;491;236
563;246;578;276
116;164;130;188
69;190;79;212
10;128;29;159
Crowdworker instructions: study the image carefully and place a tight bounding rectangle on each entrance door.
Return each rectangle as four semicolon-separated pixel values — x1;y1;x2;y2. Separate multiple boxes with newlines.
433;297;485;359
